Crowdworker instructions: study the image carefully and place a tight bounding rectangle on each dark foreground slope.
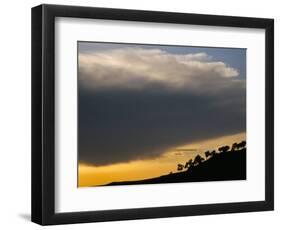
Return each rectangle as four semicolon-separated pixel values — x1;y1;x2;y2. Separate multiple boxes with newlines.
105;149;246;186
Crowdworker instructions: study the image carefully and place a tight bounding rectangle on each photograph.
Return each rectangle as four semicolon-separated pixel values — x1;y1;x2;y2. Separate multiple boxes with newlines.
78;42;247;187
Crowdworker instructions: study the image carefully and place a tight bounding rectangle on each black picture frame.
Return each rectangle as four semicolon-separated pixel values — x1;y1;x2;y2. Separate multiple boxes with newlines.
31;4;274;225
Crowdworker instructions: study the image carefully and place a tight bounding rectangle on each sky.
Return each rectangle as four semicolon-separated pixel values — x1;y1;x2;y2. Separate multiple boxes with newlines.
77;41;246;187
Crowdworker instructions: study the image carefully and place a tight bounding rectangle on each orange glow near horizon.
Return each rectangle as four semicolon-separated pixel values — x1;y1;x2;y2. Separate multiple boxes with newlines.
78;132;246;187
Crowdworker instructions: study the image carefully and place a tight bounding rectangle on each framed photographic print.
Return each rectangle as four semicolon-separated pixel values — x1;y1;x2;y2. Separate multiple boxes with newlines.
31;4;274;225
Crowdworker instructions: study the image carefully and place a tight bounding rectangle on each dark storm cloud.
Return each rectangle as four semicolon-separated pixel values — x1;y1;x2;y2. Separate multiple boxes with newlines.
78;47;246;166
79;88;246;166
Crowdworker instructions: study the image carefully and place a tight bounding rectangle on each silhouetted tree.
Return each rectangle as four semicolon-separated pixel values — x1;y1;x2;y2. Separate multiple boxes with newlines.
177;164;184;171
218;145;230;153
231;142;238;151
205;151;212;158
193;154;204;166
211;150;217;157
237;141;246;149
184;159;193;169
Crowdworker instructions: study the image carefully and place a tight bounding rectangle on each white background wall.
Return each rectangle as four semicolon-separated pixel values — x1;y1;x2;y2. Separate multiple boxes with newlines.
0;0;279;229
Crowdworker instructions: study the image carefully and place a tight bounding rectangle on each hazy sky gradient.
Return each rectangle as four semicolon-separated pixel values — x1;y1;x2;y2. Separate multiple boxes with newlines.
78;42;246;169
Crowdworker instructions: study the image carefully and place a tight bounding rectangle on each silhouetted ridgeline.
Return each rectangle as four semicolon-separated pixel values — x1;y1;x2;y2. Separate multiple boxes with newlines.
105;148;246;186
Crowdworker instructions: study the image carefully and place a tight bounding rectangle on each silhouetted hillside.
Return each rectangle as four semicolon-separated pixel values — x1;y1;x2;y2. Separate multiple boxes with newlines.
105;148;246;186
